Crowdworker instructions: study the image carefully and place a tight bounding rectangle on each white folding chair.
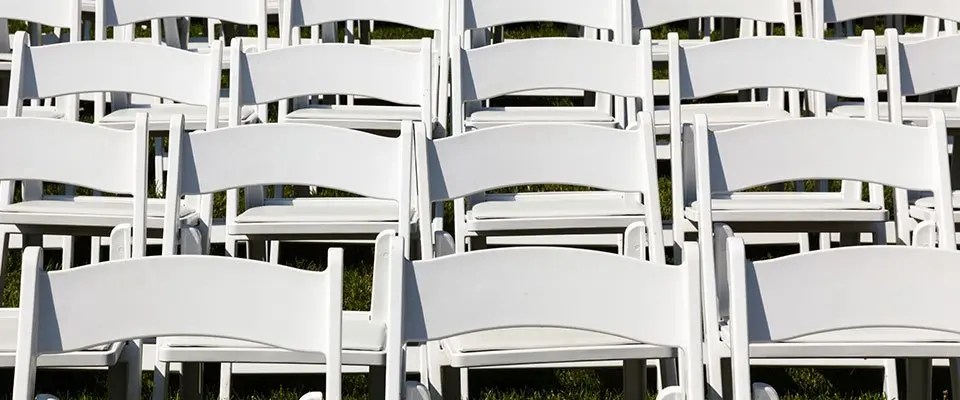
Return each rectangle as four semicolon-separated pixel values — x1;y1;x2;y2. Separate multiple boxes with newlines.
453;0;632;131
225;39;428;256
693;109;955;399
0;0;81;120
279;0;449;135
415;115;667;399
94;0;260;129
392;233;703;400
0;114;151;400
154;117;413;400
724;241;960;400
672;33;882;251
6;33;208;258
448;37;656;251
13;246;343;400
862;32;960;245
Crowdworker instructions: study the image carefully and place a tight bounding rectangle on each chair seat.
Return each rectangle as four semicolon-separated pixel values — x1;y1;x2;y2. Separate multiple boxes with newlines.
0;106;63;119
229;198;405;237
831;102;960;128
465;192;646;233
444;328;674;368
284;104;422;130
910;192;960;222
471;192;644;219
653;103;791;134
99;102;257;131
686;192;885;223
0;309;124;367
466;107;617;129
719;325;960;358
163;311;384;352
0;196;198;230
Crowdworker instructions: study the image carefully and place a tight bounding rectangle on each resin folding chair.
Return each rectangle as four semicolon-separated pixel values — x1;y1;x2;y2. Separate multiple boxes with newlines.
0;0;81;120
279;0;449;135
94;0;261;129
693;109;955;399
391;232;703;400
671;33;882;252
0;114;151;400
822;1;960;120
13;246;343;400
415;115;667;399
724;241;960;400
453;0;632;131
449;36;656;251
872;32;960;245
225;38;429;256
635;0;802;136
6;34;208;259
154;116;413;400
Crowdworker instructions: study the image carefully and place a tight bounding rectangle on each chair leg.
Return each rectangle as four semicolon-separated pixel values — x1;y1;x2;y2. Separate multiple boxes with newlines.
883;359;899;400
180;227;204;256
107;359;129;400
623;359;647;400
0;231;11;291
91;236;102;263
218;363;232;400
658;358;679;388
151;359;170;400
368;365;386;400
268;241;281;264
905;358;932;400
180;362;203;400
818;232;831;250
950;358;960;400
797;233;810;252
704;351;725;400
439;366;461;400
225;237;239;258
126;341;143;400
61;236;74;268
154;137;166;195
459;368;469;400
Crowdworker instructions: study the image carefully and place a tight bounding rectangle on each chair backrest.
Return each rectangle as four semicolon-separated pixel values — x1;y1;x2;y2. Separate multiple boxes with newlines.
456;0;630;42
725;238;960;399
0;116;150;256
96;0;268;48
816;0;960;38
667;33;879;241
632;0;796;36
230;38;434;125
163;117;414;253
453;34;653;133
416;114;662;259
0;0;81;50
12;247;343;400
692;111;955;248
886;31;960;122
6;32;223;126
282;0;446;43
397;241;703;399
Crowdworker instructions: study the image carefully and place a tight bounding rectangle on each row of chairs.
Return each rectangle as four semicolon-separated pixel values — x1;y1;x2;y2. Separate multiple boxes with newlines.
4;108;959;400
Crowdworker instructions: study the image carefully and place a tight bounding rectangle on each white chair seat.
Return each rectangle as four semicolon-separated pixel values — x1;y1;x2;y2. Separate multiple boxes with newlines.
831;102;960;127
443;328;674;368
230;198;405;236
466;107;617;129
0;305;124;367
654;103;791;134
99;102;257;131
0;106;63;119
686;192;885;223
466;192;645;232
910;193;960;222
159;311;385;365
284;104;421;130
0;196;198;230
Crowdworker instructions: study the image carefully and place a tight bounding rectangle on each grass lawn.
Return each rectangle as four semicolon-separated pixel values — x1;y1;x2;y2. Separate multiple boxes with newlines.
2;16;946;400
